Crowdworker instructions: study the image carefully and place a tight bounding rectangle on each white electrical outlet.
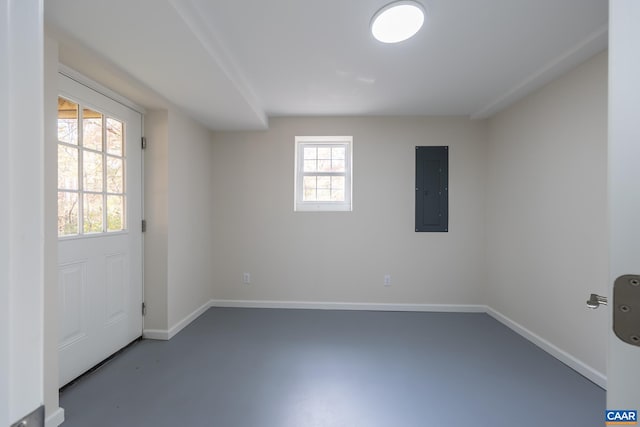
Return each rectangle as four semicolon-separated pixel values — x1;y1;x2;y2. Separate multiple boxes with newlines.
384;274;391;286
243;272;251;284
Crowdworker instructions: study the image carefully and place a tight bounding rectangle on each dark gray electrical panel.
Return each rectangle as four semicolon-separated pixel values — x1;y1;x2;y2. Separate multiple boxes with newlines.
415;146;448;232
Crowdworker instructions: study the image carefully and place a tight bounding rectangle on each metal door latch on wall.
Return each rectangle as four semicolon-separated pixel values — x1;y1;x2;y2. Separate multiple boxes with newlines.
588;274;640;347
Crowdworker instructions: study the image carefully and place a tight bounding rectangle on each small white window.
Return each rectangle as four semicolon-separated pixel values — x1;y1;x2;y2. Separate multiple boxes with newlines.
295;136;352;212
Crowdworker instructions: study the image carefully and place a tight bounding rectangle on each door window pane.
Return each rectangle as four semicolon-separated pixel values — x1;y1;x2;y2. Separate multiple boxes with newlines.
58;98;78;145
106;118;123;156
107;195;125;232
83;193;103;233
83;108;103;151
83;151;103;192
58;145;78;190
58;192;79;236
106;156;123;193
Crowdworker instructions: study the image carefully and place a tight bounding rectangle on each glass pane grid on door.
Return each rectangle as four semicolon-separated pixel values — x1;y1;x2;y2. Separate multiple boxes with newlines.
58;97;127;237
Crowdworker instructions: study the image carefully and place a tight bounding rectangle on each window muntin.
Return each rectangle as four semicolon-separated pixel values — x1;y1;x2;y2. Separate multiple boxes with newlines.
57;96;126;237
295;136;352;212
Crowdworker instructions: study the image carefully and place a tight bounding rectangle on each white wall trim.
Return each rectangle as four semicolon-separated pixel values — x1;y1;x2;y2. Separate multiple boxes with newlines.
143;300;212;341
167;301;212;339
486;306;606;389
142;329;170;341
142;299;485;339
210;299;486;313
45;407;64;427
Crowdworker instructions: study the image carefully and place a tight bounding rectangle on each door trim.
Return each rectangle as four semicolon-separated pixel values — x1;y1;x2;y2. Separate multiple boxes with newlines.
57;70;144;386
58;64;146;115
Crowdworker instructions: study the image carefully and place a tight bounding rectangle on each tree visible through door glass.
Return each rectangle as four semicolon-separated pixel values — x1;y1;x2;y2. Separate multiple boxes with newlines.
83;108;102;151
106;157;123;193
57;145;78;190
58;98;78;145
106;118;123;156
83;151;103;192
57;97;126;236
107;195;124;232
83;193;103;233
57;191;78;235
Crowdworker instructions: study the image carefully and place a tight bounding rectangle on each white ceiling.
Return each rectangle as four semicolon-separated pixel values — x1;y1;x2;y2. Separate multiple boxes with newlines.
45;0;608;130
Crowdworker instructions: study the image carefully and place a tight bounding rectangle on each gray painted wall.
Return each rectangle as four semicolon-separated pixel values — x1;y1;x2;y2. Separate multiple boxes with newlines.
143;108;214;333
487;51;608;375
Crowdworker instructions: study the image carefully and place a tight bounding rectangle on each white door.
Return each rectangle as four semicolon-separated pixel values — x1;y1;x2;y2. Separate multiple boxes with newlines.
57;74;143;386
607;0;640;413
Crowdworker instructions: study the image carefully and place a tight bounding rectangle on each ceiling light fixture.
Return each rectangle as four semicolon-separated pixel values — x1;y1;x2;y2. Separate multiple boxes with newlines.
371;1;425;44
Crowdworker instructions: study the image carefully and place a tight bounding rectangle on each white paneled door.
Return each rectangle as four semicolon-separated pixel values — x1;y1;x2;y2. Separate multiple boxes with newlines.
57;74;143;386
607;0;640;412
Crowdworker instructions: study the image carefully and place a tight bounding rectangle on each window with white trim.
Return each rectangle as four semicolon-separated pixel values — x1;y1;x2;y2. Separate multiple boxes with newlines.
295;136;352;212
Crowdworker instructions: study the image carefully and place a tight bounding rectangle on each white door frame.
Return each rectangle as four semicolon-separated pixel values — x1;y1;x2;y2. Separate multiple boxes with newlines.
56;72;145;387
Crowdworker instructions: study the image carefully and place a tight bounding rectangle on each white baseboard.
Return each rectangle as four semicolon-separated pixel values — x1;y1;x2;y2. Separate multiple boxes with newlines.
166;301;212;339
210;299;486;313
486;306;606;389
142;298;606;389
142;328;170;340
45;407;64;427
143;300;213;341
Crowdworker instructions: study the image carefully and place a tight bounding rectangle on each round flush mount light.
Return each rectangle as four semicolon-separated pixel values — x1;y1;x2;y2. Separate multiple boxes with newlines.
371;1;425;44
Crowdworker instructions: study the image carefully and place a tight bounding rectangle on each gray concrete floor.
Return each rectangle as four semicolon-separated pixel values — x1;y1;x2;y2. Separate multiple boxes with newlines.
60;308;604;426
